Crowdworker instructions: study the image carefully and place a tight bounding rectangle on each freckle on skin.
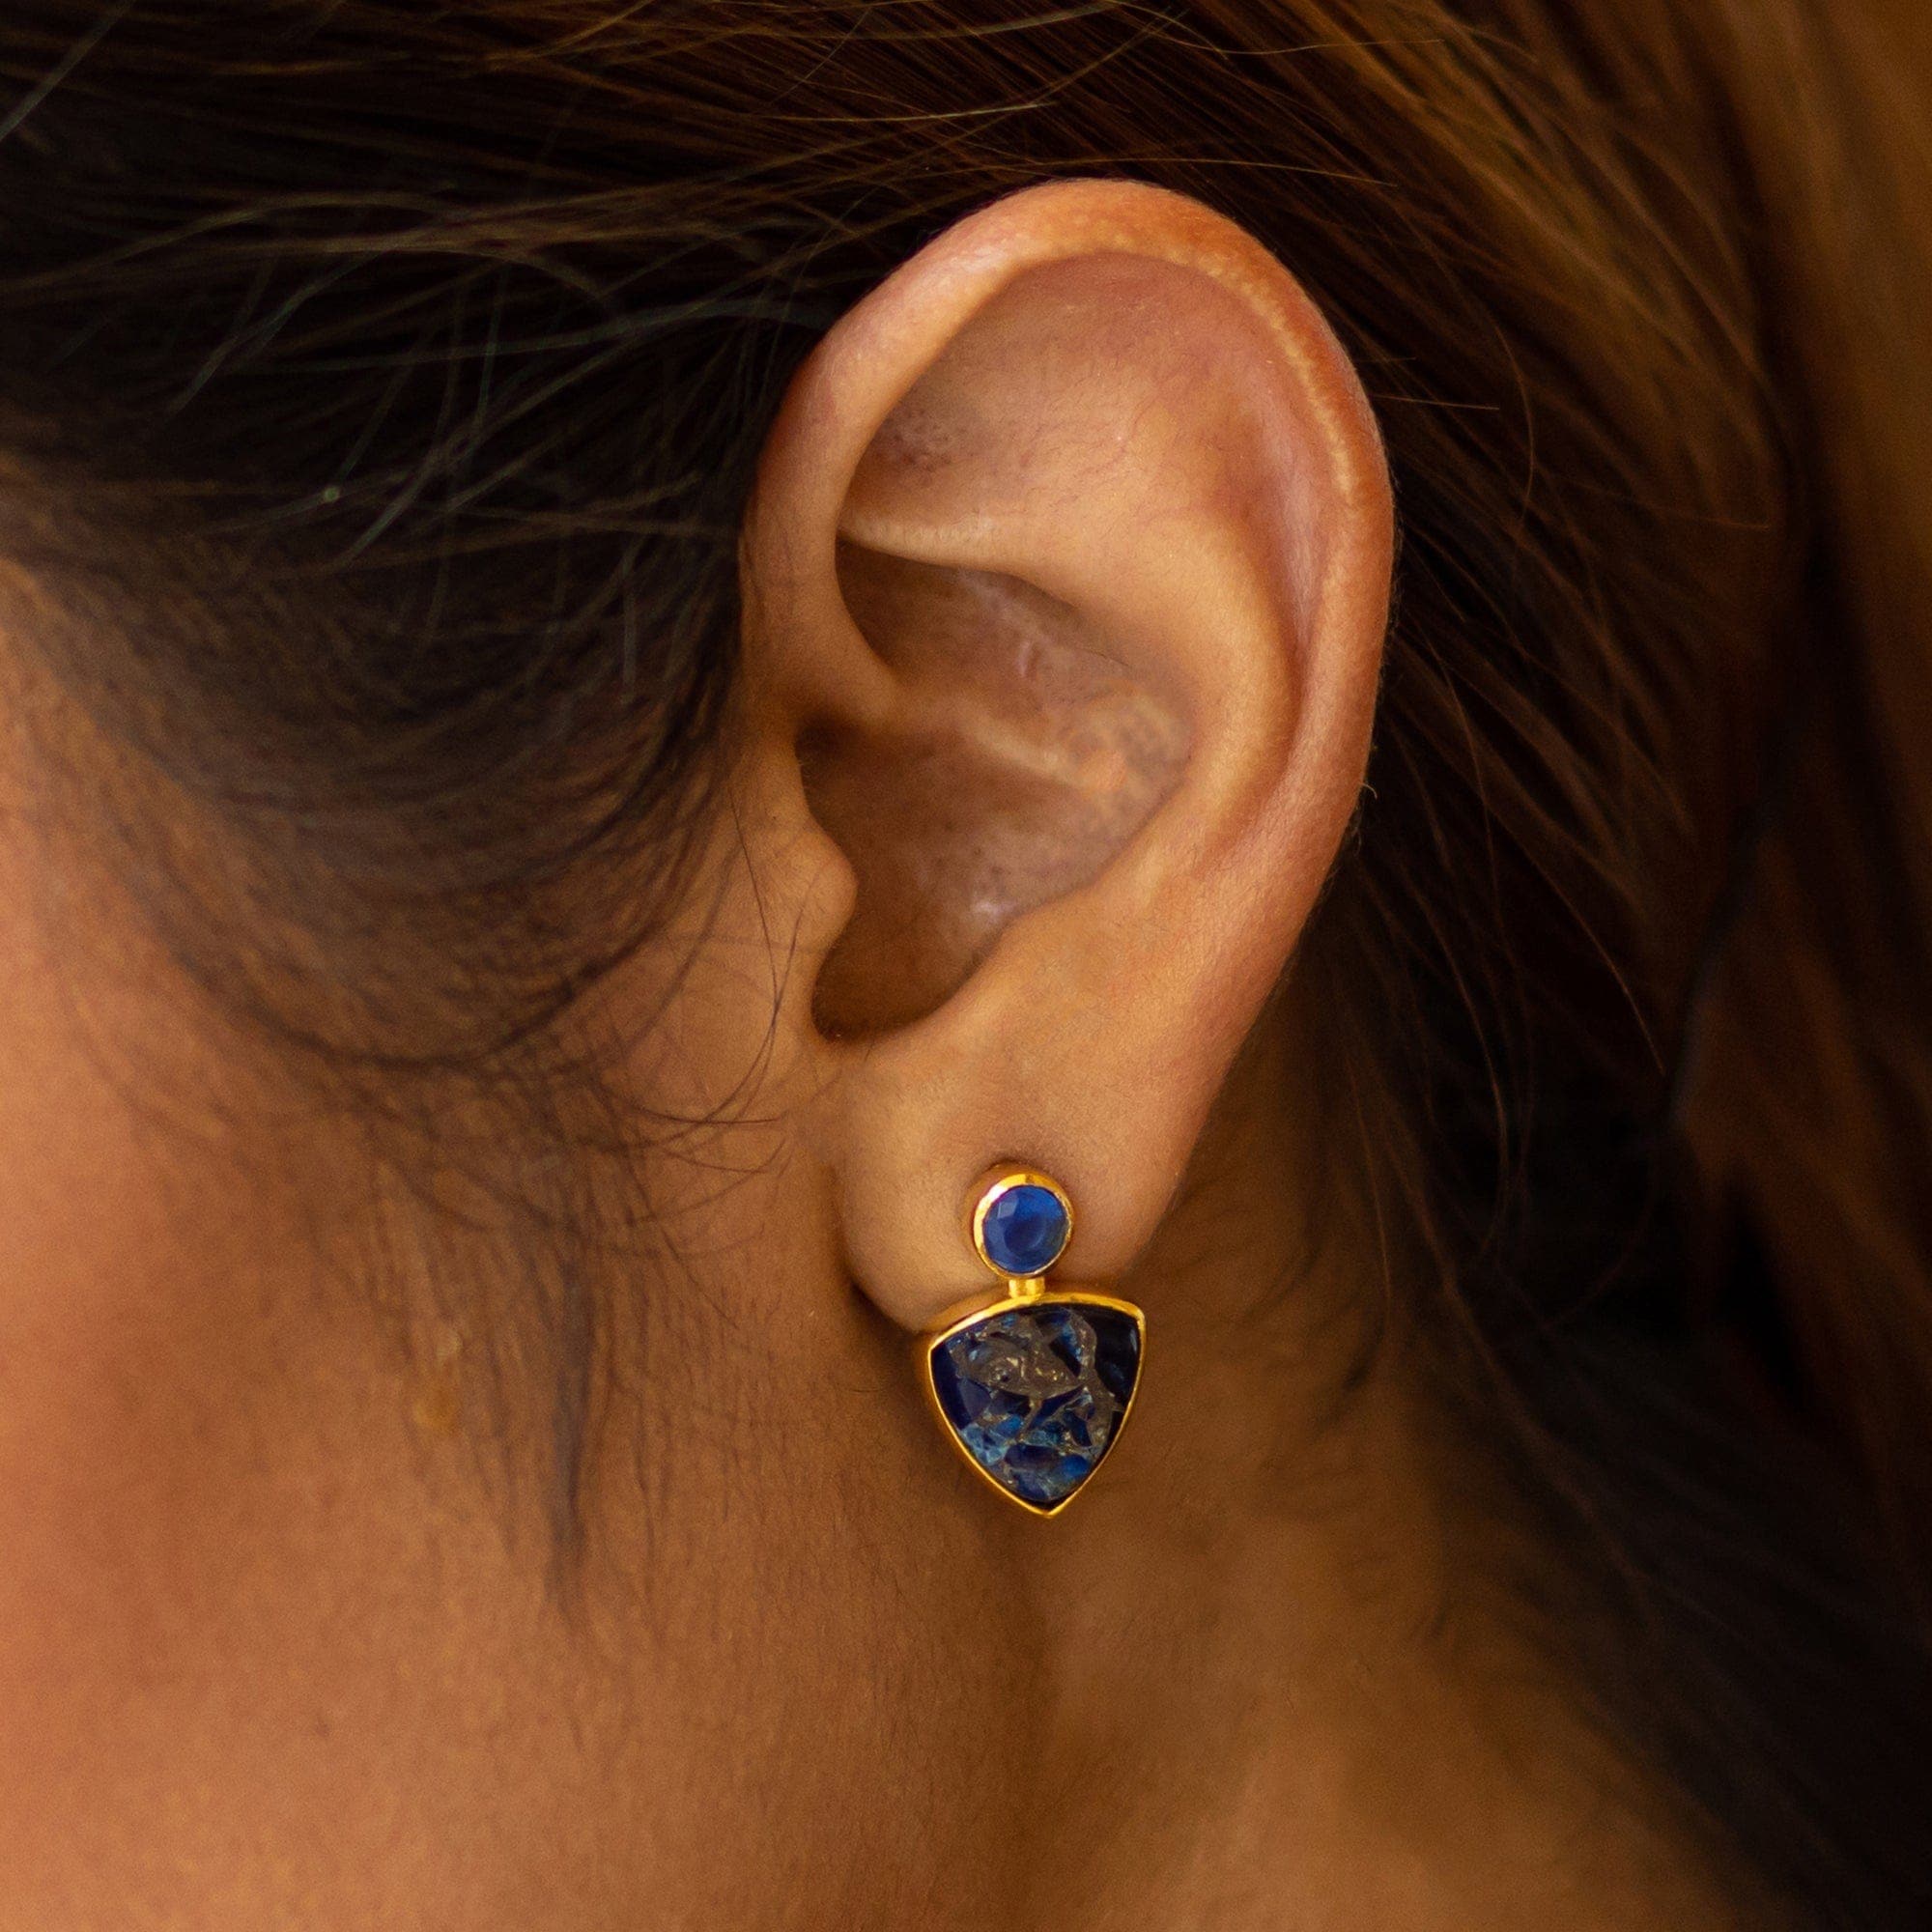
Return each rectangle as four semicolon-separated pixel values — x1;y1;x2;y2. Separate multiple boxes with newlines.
412;1325;465;1437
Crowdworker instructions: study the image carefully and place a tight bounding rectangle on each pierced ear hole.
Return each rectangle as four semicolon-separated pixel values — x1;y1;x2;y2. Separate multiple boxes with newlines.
802;544;1188;1039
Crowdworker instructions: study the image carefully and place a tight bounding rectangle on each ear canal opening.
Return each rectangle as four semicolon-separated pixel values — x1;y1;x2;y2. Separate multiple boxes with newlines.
802;540;1189;1039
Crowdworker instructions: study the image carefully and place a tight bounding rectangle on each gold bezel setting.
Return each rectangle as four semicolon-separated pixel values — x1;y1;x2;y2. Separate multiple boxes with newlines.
922;1166;1145;1517
920;1288;1147;1518
966;1166;1074;1282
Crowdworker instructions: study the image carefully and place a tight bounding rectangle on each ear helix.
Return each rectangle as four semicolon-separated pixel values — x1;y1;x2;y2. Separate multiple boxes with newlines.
918;1165;1145;1517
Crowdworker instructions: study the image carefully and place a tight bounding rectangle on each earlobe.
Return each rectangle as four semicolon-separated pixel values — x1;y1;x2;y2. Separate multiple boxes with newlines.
741;180;1392;1343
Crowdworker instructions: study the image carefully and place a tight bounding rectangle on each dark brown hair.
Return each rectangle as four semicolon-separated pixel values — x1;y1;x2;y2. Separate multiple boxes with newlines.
4;4;1931;1921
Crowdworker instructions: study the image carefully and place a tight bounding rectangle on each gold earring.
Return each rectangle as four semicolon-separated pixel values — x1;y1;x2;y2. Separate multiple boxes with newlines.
919;1166;1145;1517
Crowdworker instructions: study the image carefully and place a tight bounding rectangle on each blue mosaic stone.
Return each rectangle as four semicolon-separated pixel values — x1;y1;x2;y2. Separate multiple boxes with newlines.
929;1300;1141;1510
980;1183;1070;1276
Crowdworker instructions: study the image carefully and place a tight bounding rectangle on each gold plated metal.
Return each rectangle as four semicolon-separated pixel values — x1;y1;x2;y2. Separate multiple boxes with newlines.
919;1290;1147;1518
965;1164;1074;1295
919;1165;1146;1518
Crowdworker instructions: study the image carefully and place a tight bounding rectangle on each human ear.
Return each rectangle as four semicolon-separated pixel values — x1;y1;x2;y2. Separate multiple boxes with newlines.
738;180;1392;1334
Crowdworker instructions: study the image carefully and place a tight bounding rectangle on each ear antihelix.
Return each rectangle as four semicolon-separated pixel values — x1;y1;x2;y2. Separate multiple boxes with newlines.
920;1164;1145;1517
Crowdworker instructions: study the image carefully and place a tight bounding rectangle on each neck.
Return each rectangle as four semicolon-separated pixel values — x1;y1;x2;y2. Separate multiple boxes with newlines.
992;1009;1737;1931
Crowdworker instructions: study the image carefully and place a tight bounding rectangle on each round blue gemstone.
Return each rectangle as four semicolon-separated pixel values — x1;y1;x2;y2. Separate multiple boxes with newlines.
981;1183;1070;1276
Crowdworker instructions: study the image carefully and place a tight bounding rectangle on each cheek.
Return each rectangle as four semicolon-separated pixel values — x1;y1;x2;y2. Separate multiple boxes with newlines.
0;1057;1042;1925
574;1155;1049;1920
0;1103;594;1921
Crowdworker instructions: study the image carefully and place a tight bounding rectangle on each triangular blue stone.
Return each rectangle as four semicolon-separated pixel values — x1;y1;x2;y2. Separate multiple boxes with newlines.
928;1299;1142;1512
